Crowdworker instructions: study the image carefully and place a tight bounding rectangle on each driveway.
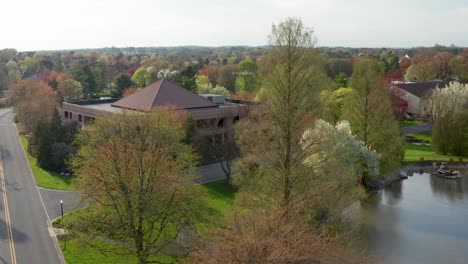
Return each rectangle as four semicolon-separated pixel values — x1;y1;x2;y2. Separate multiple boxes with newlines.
400;123;432;135
40;161;228;220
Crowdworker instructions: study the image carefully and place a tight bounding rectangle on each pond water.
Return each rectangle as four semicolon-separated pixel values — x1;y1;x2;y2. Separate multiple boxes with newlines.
359;172;468;264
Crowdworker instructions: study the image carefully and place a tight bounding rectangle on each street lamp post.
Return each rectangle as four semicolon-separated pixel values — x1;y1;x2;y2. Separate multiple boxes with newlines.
60;200;63;219
60;200;66;250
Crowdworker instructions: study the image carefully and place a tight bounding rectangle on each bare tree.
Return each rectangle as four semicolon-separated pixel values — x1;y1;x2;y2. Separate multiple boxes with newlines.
70;109;206;264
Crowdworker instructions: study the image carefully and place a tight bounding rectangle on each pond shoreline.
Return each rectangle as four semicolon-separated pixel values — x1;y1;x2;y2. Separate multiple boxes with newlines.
365;161;468;189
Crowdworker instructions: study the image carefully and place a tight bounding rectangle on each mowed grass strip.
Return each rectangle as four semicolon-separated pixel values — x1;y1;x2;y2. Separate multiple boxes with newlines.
19;135;73;190
407;131;432;143
60;239;175;264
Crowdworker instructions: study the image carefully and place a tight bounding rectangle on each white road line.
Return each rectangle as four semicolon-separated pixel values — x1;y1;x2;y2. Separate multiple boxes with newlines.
13;122;67;264
0;153;17;264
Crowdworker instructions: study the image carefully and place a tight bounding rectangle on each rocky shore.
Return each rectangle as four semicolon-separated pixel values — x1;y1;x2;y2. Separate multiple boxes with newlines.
365;161;468;189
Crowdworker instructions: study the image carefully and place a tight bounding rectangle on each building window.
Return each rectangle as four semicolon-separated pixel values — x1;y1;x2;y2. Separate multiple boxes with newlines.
217;118;224;128
78;114;82;122
64;111;69;118
197;118;216;129
233;115;240;124
69;112;73;119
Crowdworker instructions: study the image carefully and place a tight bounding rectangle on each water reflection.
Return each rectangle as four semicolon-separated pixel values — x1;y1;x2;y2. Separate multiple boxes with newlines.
359;172;468;264
430;173;468;201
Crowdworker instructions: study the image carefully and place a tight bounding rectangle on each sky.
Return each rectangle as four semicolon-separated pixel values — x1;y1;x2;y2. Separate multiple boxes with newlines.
1;0;467;51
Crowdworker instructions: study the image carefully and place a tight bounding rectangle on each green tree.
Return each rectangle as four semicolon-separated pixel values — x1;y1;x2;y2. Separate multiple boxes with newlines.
70;65;98;99
217;64;238;93
342;58;403;172
449;51;468;80
58;78;83;101
236;18;324;212
428;82;468;155
384;54;400;72
198;19;368;264
237;59;259;93
34;119;54;170
69;109;205;264
333;72;348;89
404;60;438;81
131;67;150;88
113;73;134;97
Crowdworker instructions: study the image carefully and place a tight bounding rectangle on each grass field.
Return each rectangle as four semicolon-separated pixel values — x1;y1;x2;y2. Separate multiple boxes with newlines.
201;178;236;215
19;135;74;190
399;120;422;128
403;131;466;162
403;143;464;162
57;179;237;263
60;239;175;264
407;131;432;143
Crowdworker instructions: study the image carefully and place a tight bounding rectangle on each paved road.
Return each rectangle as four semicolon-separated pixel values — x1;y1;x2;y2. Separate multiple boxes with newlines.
400;123;432;135
196;163;228;184
40;188;83;221
0;109;64;264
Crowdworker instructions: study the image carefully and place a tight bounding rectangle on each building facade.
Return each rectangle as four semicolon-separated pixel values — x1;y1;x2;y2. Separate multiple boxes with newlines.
62;80;249;144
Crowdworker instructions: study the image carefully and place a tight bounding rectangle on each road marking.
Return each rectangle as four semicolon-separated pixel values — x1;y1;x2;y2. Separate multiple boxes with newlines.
0;153;17;264
13;121;66;264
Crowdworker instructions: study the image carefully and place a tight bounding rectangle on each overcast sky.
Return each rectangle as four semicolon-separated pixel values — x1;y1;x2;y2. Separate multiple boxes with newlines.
1;0;467;51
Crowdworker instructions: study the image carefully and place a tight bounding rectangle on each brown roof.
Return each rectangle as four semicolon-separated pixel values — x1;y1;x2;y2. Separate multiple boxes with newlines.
111;80;218;111
392;81;449;98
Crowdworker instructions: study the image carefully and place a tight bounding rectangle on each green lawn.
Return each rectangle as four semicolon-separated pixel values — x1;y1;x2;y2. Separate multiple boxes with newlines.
196;178;237;232
57;178;237;264
403;130;466;162
399;120;422;128
403;143;464;162
60;239;175;264
19;135;74;190
200;178;236;215
407;131;432;143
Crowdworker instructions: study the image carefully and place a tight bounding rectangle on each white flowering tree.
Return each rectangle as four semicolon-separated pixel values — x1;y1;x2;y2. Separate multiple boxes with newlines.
156;68;179;81
195;74;230;96
301;119;380;184
427;82;468;155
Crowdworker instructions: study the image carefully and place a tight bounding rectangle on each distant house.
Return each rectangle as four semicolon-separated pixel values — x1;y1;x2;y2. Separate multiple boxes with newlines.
399;54;412;71
62;80;249;145
389;80;449;117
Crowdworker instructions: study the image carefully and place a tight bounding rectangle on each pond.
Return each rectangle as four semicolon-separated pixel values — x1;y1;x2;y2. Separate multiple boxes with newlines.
359;172;468;264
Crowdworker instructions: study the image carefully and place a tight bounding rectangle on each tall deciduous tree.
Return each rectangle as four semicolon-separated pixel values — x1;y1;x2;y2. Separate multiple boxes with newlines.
70;109;205;264
217;64;238;93
237;59;259;93
8;79;57;132
342;58;403;172
449;50;468;81
58;78;83;102
404;60;438;81
192;19;367;263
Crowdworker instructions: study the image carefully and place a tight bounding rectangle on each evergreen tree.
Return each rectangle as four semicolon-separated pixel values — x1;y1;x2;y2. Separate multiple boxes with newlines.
49;109;64;142
35;120;54;170
113;73;133;97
